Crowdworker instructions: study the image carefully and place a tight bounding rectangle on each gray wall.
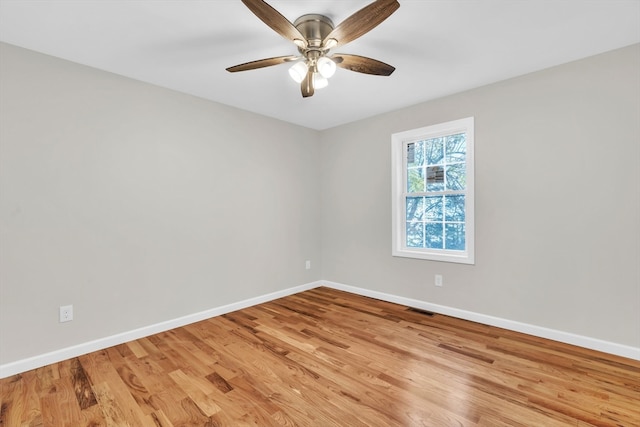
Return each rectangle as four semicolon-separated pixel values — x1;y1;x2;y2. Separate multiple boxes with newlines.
320;44;640;348
0;43;322;365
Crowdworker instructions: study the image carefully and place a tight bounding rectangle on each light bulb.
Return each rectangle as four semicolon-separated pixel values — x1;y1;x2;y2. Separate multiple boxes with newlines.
317;57;336;79
288;61;308;83
313;73;328;89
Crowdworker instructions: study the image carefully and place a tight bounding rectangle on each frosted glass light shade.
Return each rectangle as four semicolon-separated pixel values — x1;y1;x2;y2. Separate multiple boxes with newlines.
317;57;336;78
288;61;308;83
313;73;328;89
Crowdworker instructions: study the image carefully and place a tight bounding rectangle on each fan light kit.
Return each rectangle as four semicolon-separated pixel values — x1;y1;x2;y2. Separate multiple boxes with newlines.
227;0;400;98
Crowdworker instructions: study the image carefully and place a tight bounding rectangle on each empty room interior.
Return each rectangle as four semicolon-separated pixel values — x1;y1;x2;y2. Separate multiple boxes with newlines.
1;0;639;426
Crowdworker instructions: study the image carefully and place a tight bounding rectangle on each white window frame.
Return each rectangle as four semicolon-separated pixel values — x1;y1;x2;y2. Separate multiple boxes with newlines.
391;117;475;264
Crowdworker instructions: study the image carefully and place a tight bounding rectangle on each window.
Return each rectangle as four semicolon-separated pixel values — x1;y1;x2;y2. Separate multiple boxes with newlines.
391;117;474;264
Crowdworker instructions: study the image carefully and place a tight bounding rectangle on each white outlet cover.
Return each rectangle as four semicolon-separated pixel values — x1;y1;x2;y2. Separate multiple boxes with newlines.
59;305;73;322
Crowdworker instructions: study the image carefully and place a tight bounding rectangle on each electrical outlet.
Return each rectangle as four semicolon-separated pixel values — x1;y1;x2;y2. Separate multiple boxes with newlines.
59;305;73;322
305;260;311;270
435;275;443;287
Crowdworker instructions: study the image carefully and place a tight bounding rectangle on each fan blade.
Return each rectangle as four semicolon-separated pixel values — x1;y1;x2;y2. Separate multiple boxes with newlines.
301;69;314;98
332;54;395;76
322;0;400;48
226;55;299;72
241;0;307;47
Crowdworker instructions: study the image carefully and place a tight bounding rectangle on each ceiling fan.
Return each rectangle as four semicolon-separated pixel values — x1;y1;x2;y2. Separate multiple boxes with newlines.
226;0;400;98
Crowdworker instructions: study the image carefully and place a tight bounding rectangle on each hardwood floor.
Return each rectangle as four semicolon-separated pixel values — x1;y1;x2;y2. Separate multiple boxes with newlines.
1;287;639;426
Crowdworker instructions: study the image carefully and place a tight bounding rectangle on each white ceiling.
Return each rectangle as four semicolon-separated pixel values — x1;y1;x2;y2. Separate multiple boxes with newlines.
1;0;639;130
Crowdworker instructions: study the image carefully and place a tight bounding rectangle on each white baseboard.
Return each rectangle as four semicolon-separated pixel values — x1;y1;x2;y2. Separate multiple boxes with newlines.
2;279;637;378
322;280;640;361
0;281;322;379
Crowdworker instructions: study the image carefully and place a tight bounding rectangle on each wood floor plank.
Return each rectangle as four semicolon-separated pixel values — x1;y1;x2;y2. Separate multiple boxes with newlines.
2;287;639;426
167;369;221;417
44;376;84;427
147;388;200;426
70;358;97;410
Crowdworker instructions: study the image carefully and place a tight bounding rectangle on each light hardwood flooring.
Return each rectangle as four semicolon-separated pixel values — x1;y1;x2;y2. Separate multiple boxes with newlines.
1;287;639;426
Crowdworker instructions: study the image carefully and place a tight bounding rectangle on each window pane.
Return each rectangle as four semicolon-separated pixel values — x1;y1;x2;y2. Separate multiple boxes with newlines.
426;137;444;165
444;195;465;221
445;223;465;250
424;196;443;220
406;197;425;221
446;163;466;190
426;166;445;191
406;222;424;248
407;168;425;192
445;133;466;163
425;223;443;249
408;141;424;167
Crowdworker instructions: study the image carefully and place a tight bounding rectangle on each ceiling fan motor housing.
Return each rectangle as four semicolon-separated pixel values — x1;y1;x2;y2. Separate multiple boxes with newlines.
294;14;334;49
